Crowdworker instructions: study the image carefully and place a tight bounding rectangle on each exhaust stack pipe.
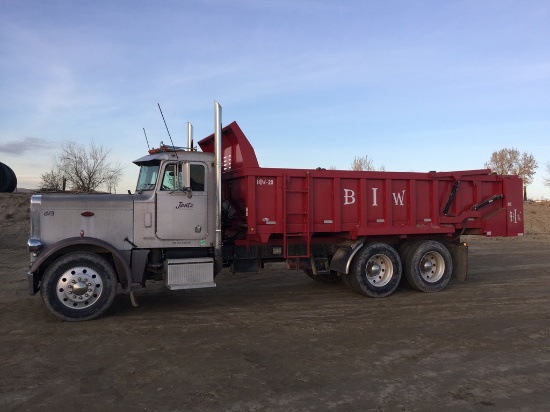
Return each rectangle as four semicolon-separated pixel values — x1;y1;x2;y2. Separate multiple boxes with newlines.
214;101;223;274
187;122;193;151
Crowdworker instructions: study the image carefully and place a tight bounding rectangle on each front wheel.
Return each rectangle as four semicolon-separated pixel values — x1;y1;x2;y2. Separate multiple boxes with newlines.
40;252;118;321
348;243;402;297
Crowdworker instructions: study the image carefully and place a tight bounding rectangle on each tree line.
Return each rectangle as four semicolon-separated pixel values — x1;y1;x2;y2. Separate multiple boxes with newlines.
40;143;549;199
350;148;547;201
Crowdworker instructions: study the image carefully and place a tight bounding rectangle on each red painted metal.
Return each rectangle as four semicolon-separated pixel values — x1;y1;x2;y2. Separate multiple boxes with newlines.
199;121;259;170
199;123;524;248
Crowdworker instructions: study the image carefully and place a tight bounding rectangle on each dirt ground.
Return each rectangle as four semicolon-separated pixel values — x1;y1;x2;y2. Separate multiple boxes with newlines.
1;193;549;411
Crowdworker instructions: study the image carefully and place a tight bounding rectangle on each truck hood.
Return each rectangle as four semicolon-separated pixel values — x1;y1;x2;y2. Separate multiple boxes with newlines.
30;193;134;251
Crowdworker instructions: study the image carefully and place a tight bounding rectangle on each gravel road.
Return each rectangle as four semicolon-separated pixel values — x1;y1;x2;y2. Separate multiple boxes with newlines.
1;229;549;411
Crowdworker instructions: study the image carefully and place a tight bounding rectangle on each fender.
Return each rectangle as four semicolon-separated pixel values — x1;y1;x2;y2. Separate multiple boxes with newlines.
329;238;366;275
28;237;132;295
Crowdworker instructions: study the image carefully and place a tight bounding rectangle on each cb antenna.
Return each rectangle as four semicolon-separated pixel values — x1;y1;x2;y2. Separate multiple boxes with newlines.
142;128;150;151
157;103;178;160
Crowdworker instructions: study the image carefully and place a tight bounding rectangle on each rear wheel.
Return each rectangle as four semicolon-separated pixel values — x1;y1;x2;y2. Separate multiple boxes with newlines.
404;240;452;292
348;243;402;297
40;252;118;321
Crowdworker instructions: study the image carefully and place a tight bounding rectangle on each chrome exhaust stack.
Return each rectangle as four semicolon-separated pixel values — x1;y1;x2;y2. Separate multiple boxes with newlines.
187;122;193;151
214;101;223;274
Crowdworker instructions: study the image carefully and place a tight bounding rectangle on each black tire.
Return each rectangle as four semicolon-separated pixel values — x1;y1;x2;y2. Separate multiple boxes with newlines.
398;241;414;262
348;243;402;297
40;252;118;321
0;162;11;192
403;240;452;292
304;269;342;284
6;165;16;192
397;241;415;288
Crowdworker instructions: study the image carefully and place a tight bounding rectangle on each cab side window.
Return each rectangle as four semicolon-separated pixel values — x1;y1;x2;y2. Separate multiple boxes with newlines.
161;164;179;190
190;164;205;191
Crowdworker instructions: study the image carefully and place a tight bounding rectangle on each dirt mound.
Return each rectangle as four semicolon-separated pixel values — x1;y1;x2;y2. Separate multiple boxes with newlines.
0;193;32;249
523;201;550;239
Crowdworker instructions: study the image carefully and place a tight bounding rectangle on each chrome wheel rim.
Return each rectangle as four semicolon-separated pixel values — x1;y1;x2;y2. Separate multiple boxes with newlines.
365;254;393;287
56;266;103;309
419;251;445;283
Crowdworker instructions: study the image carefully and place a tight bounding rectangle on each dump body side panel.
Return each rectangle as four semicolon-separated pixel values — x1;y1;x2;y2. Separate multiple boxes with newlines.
222;168;524;246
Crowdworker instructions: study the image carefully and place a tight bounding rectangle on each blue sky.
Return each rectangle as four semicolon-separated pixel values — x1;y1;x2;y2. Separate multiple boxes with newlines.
1;0;549;198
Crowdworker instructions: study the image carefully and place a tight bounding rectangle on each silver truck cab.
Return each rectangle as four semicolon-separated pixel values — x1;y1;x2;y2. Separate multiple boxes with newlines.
28;102;225;321
132;149;216;250
28;145;218;321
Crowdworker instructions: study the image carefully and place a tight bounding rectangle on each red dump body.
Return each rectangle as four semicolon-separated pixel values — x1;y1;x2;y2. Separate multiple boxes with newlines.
200;122;524;250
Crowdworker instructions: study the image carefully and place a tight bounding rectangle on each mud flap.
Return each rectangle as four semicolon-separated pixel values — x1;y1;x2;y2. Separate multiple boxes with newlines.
446;242;468;281
329;239;365;275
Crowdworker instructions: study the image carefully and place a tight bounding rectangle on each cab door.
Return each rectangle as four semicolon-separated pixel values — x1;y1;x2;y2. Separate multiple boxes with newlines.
156;162;208;241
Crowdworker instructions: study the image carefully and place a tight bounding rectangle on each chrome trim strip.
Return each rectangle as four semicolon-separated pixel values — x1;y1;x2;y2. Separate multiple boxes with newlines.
30;194;42;240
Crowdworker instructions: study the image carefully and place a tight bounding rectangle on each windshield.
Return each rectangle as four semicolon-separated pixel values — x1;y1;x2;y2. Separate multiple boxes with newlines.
136;163;160;192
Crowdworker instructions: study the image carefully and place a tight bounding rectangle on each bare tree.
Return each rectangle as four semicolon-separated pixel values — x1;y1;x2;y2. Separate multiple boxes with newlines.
351;155;384;171
41;142;124;193
545;162;550;187
104;170;122;194
39;168;65;191
484;147;538;201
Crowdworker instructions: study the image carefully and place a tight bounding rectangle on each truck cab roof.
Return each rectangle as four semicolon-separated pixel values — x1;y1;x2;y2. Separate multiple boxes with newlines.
133;149;213;165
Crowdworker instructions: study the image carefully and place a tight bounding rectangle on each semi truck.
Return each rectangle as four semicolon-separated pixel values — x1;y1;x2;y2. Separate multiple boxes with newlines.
27;102;524;321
